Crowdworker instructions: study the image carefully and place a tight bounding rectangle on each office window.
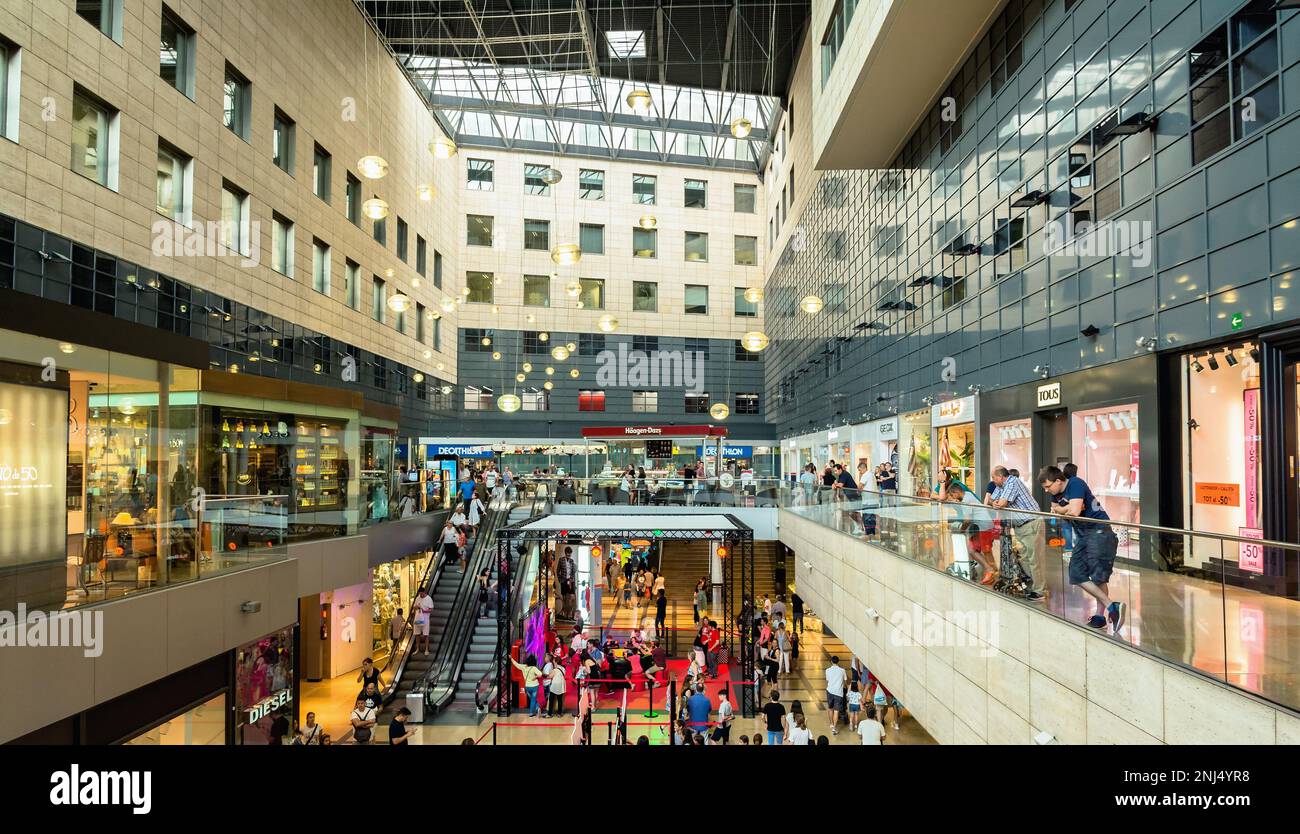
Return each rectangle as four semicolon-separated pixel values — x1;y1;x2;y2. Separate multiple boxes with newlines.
579;333;605;356
463;329;494;353
219;182;249;256
416;303;426;342
633;227;657;258
372;277;386;323
632;281;657;312
734;340;759;361
416;235;427;275
578;390;606;412
345;173;361;224
524;164;551;195
522;389;549;412
433;318;441;350
395;306;406;335
524;218;550;250
155;141;190;224
685;337;710;360
71;89;115;187
736;393;760;415
77;0;122;41
222;63;250;139
684;231;708;262
734;235;758;266
373;215;386;246
396;217;408;261
464;387;494;410
272;108;294;174
579;169;605;199
272;214;294;276
579;223;604;254
523;331;549;354
684;178;708;208
467;158;494;190
523;274;550;307
632;173;656;204
734;287;758;317
467;271;494;303
312;239;330;294
159;6;194;97
579;278;605;310
434;250;443;288
685;393;709;414
734;183;756;213
313;144;331;202
685;285;709;315
632;391;658;413
633;336;659;354
345;260;360;309
0;40;14;142
467;214;494;246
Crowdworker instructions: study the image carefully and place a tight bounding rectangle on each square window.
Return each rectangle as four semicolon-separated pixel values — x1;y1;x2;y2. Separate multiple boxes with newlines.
579;169;605;199
633;336;659;353
579;333;605;355
467;271;494;303
579;390;606;412
524;218;550;250
467;214;494;246
734;235;757;265
633;174;657;205
685;338;710;360
685;393;709;414
373;216;386;246
734;287;758;317
464;328;494;353
77;0;122;41
734;340;759;362
735;393;759;415
220;182;249;256
524;274;550;307
632;391;658;413
685;285;709;314
580;278;605;310
633;227;657;258
633;281;657;312
522;389;549;411
434;250;443;288
464;387;494;410
468;158;494;190
685;231;709;262
734;183;756;213
524;163;551;195
416;235;427;275
580;223;604;254
684;178;708;208
345;260;360;309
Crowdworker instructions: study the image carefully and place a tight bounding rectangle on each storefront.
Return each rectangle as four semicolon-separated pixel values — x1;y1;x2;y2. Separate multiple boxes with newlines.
580;424;728;477
361;423;398;524
234;625;298;745
898;407;932;497
371;550;434;660
931;395;978;492
978;354;1159;565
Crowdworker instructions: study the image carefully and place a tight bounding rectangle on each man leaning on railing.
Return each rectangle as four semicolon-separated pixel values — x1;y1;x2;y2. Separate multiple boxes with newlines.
988;467;1047;602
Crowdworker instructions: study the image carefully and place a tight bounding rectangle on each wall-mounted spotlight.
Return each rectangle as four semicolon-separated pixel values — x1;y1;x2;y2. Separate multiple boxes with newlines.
1011;189;1048;208
1224;349;1239;367
1190;357;1204;373
921;395;935;406
1033;364;1051;379
1080;324;1101;338
1135;336;1158;352
968;384;983;393
1206;353;1220;371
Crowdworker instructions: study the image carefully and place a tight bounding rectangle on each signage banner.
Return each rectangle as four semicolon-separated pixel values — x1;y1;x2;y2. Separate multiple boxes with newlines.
427;444;494;458
0;381;68;567
874;418;898;440
1194;482;1240;507
1244;388;1259;528
581;425;727;438
695;445;754;458
1239;527;1264;574
1036;382;1061;408
931;396;974;427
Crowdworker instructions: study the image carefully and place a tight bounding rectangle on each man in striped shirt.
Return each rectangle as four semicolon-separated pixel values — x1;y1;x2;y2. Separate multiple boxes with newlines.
989;467;1047;601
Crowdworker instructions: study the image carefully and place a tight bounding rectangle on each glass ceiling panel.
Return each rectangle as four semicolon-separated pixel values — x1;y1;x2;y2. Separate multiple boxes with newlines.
402;55;775;170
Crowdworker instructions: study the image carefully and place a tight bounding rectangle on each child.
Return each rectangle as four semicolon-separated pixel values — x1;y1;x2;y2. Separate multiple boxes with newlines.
738;734;750;745
847;680;863;731
790;629;800;662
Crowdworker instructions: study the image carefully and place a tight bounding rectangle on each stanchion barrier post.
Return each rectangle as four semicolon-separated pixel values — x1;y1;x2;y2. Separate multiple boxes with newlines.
668;679;677;745
605;721;612;745
492;723;498;746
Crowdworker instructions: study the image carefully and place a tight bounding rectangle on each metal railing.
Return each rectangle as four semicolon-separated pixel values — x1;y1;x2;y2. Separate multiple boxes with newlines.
786;488;1300;714
514;475;789;507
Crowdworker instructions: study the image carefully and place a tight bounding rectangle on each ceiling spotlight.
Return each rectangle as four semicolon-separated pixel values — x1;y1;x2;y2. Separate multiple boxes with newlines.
626;88;653;116
429;136;458;158
362;197;389;220
730;117;753;139
357;155;389;180
1250;347;1261;363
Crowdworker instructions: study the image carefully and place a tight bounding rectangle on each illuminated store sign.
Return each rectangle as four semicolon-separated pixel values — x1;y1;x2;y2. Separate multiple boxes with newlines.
246;688;291;724
0;381;68;567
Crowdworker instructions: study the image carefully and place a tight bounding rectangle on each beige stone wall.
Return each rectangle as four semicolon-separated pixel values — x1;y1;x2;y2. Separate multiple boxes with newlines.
0;0;461;380
780;510;1300;744
809;0;893;166
764;27;817;270
457;148;766;340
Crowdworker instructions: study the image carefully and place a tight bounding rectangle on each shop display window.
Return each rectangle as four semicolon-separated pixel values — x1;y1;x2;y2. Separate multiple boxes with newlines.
899;409;932;497
935;422;975;491
361;426;396;524
235;626;295;745
1071;403;1140;551
372;553;432;658
1182;343;1261;570
989;419;1033;489
123;693;226;745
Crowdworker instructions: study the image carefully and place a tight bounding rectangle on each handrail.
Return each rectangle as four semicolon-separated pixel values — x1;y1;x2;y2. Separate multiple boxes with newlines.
415;491;514;714
379;508;451;702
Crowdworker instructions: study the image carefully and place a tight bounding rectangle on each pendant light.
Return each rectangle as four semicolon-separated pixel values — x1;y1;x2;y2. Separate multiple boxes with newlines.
540;167;563;185
569;368;580;379
357;155;389;180
429;136;457;159
597;314;619;333
710;402;730;420
550;346;570;361
497;393;521;413
362;197;389;220
741;331;770;352
638;214;657;230
522;362;533;373
730;117;753;139
626;88;653;116
387;292;412;313
744;287;764;303
551;243;581;265
440;298;455;313
565;281;582;297
800;295;824;314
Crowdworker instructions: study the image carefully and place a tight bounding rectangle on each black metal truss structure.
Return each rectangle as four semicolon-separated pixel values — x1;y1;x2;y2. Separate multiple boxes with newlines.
494;513;754;716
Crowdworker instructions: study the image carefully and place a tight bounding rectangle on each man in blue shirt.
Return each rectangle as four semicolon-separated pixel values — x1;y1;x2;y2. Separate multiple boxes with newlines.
1037;465;1124;633
685;683;713;740
458;473;476;511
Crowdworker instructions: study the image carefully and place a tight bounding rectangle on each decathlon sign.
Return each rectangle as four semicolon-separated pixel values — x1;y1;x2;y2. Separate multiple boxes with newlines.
696;445;754;458
428;444;495;458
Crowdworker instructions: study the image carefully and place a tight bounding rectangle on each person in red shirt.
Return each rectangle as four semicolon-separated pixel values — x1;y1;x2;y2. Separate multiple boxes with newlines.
702;620;721;678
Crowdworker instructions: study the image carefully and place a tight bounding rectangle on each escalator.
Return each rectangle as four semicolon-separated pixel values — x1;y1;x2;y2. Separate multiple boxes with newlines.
411;494;547;718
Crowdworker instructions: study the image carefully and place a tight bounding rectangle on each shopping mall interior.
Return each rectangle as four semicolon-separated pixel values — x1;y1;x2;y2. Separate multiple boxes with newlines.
2;0;1300;756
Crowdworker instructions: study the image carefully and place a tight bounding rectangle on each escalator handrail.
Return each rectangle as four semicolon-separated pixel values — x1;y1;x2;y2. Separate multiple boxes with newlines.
380;508;451;704
413;492;514;711
475;498;550;712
